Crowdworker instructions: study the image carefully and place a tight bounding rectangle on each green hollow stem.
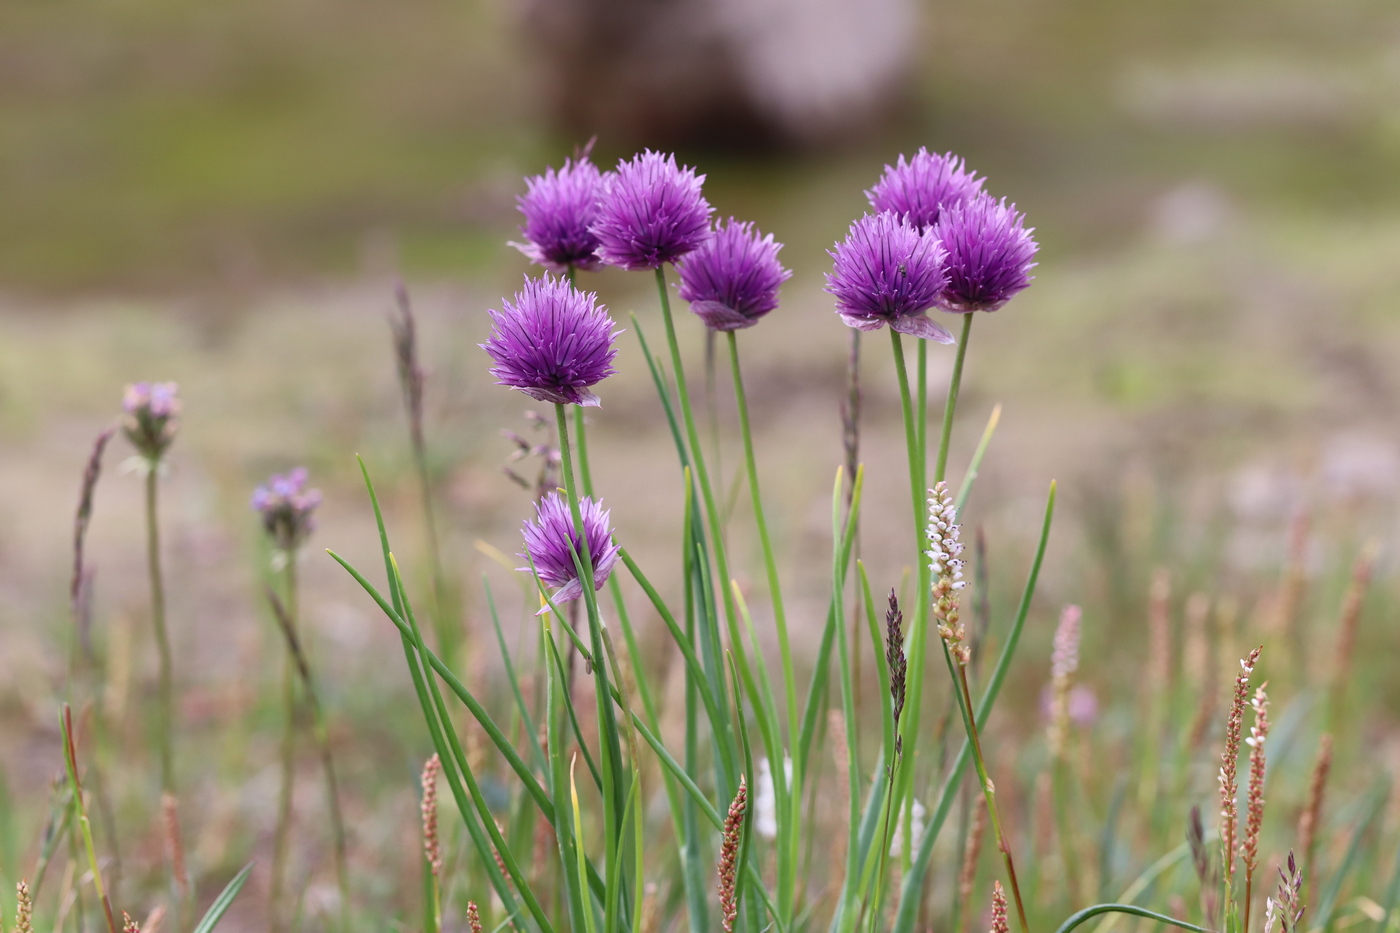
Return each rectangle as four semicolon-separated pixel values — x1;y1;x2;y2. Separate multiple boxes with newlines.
144;464;174;795
567;265;597;498
554;402;629;869
726;332;797;738
935;314;974;485
887;331;932;844
269;559;298;933
654;267;740;643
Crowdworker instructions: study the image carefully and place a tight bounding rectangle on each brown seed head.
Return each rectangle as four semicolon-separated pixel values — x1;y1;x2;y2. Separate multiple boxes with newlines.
718;776;748;933
123;911;140;933
1298;734;1332;884
1243;684;1271;876
1219;646;1262;884
421;754;443;878
1047;604;1082;758
885;589;907;748
927;482;969;665
15;880;32;933
467;901;483;933
990;881;1009;933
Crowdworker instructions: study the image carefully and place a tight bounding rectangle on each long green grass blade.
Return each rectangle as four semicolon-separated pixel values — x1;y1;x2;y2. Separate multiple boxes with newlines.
191;863;254;933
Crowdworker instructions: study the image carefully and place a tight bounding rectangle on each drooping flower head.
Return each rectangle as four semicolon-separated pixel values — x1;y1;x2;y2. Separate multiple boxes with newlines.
482;275;620;407
517;491;621;605
866;149;984;231
251;467;322;553
122;381;180;461
676;218;791;331
591;151;714;270
824;213;953;342
934;193;1038;313
512;155;604;272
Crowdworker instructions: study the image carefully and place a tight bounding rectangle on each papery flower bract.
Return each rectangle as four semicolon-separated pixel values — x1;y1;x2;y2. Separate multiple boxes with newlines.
934;193;1038;313
251;467;322;553
591;151;714;270
825;213;953;342
512;156;604;272
122;381;181;461
866;149;984;231
517;491;621;605
676;218;791;331
482;275;619;407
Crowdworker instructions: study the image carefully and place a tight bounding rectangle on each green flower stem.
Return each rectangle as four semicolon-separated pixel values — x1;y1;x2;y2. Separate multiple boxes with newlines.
269;560;297;933
726;330;799;924
567;265;596;498
144;464;174;795
649;268;750;790
886;331;933;847
726;332;797;734
935;314;975;485
554;402;629;870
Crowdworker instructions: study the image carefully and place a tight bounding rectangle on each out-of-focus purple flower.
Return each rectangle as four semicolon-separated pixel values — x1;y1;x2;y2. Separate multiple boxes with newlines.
591;151;714;270
251;467;323;552
122;381;181;460
934;193;1038;313
517;491;621;606
676;219;791;331
512;156;604;273
824;213;953;342
482;275;620;407
866;149;984;231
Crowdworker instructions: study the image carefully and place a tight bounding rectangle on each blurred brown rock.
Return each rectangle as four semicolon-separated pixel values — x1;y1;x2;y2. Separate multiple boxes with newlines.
519;0;919;149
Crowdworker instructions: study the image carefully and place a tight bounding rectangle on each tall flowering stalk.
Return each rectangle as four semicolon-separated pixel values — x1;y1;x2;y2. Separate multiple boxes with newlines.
717;776;747;933
1047;604;1083;902
121;382;179;795
421;754;443;931
928;482;1029;933
253;468;344;930
1220;646;1263;932
485;271;631;913
1242;686;1271;933
391;285;456;663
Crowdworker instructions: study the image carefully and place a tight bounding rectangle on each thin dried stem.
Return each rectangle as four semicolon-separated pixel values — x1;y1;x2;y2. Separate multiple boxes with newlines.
1297;734;1332;898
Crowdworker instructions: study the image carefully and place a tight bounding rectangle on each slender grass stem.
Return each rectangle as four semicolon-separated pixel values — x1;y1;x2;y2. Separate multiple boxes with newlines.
144;465;174;795
955;664;1030;933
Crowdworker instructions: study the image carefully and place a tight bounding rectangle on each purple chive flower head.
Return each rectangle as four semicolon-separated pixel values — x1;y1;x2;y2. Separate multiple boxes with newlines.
122;381;181;460
590;151;714;270
517;491;621;606
512;155;605;272
934;193;1038;313
251;467;322;552
482;275;620;407
824;213;954;343
866;149;984;231
676;218;792;331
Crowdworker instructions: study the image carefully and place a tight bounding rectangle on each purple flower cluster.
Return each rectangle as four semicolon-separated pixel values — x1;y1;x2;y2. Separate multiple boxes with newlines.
518;491;620;605
513;156;605;272
122;381;181;460
251;467;322;553
827;150;1038;336
934;195;1038;312
866;149;984;231
825;213;954;342
590;151;714;271
677;219;791;331
482;275;620;407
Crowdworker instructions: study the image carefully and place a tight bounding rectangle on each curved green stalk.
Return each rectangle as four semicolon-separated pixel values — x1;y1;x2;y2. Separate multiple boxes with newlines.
1054;905;1211;933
